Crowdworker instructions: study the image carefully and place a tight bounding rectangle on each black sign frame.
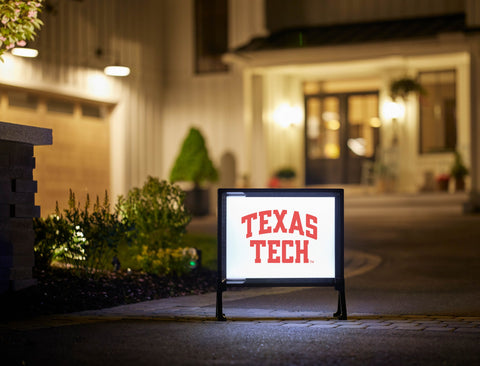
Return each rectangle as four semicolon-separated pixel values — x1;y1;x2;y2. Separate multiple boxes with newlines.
216;188;347;321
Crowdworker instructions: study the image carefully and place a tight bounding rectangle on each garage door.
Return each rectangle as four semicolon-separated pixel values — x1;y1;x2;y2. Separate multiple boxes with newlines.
0;87;112;217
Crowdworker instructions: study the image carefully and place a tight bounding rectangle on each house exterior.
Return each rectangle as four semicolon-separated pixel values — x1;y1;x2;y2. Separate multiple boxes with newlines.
1;0;479;215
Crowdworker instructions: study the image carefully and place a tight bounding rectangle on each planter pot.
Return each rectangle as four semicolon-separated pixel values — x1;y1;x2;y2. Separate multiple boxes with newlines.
185;187;210;216
454;177;466;192
436;180;449;192
279;178;296;188
376;177;395;193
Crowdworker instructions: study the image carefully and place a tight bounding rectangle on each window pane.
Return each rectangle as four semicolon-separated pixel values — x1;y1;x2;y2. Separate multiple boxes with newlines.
419;70;456;153
8;90;38;110
47;99;74;115
306;97;340;159
81;103;104;118
347;94;379;158
195;0;229;74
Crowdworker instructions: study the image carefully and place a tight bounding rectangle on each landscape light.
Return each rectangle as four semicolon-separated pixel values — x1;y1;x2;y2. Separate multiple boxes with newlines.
187;248;201;270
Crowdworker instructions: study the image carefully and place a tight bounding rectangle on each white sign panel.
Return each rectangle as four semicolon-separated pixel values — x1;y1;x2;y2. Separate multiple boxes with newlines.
225;196;336;279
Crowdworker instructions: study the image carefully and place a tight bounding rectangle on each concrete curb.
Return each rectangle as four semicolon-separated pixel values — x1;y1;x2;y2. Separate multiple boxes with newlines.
3;313;479;333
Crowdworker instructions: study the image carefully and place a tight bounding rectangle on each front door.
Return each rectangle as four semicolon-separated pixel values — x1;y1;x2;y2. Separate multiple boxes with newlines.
305;91;379;185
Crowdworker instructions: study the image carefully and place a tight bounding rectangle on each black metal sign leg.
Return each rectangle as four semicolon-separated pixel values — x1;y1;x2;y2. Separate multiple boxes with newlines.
333;288;347;320
216;281;227;321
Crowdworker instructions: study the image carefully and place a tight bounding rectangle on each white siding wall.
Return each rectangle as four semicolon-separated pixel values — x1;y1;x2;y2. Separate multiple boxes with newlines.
0;0;164;197
161;0;245;188
230;0;268;49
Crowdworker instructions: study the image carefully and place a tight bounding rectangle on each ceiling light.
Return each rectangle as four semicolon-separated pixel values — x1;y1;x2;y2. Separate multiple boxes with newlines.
11;47;39;58
104;65;130;77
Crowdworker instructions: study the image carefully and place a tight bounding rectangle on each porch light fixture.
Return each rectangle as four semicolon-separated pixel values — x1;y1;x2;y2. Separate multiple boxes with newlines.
95;48;130;77
104;65;130;77
369;117;382;128
382;101;405;120
382;100;405;146
273;103;303;128
11;47;38;58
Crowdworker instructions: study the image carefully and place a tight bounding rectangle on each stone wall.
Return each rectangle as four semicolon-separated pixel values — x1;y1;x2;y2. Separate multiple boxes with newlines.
0;121;52;293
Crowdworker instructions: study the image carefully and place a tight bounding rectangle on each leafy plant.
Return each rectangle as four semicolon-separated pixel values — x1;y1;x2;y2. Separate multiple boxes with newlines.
450;151;469;179
390;77;425;101
33;206;70;271
135;246;198;276
169;127;218;187
81;191;132;273
0;0;44;61
274;167;296;179
34;178;193;277
119;176;191;252
34;190;131;276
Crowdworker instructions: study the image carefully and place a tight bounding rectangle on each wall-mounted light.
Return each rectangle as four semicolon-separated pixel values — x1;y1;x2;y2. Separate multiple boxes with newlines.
382;101;405;120
11;47;39;58
273;103;303;128
96;47;130;77
104;65;130;77
369;117;382;128
382;100;405;146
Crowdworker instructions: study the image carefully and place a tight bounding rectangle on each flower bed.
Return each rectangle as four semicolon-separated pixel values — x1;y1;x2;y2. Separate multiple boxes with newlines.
0;267;216;320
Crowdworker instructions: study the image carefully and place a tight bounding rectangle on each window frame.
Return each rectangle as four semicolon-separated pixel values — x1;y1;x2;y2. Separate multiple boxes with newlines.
194;0;229;74
418;69;457;155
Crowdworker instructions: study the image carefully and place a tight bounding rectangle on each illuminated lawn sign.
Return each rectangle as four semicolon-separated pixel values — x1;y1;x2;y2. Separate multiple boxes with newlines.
216;188;347;321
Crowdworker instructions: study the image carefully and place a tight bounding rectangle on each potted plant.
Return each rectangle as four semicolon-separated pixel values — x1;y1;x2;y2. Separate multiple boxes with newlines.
435;173;450;192
450;151;469;192
170;127;218;216
388;77;425;146
268;167;296;188
374;162;395;193
390;77;425;101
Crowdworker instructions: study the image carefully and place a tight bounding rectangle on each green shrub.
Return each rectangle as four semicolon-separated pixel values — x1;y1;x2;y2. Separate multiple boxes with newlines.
79;191;132;274
169;127;218;187
135;246;198;276
450;151;469;179
34;190;131;276
33;207;70;271
119;176;191;252
34;177;192;277
274;167;296;179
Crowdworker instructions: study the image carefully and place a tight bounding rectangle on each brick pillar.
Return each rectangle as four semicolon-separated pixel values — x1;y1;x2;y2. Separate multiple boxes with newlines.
0;122;52;293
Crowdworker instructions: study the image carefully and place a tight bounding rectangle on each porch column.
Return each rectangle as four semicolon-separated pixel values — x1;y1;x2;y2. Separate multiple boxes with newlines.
465;41;480;212
249;73;268;187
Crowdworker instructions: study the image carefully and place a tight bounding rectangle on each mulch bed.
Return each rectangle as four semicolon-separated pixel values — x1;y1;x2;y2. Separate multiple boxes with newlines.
0;267;217;320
